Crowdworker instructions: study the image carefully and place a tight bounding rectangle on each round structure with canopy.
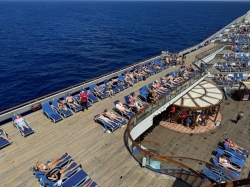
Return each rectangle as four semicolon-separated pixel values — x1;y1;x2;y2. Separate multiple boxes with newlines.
173;80;224;129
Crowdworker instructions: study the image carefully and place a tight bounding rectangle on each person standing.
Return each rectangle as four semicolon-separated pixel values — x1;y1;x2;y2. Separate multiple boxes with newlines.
236;111;244;124
79;91;88;111
169;105;176;123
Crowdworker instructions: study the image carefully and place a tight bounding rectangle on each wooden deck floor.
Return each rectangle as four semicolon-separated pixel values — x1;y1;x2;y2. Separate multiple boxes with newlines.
1;44;222;187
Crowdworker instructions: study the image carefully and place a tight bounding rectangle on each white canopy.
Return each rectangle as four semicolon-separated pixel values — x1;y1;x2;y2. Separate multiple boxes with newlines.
174;80;223;109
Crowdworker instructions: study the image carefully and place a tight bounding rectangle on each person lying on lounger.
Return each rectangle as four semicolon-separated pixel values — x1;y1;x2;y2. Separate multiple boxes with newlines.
58;100;67;112
0;127;11;142
13;115;30;131
96;114;116;128
47;162;81;185
34;153;70;172
103;109;124;123
94;85;104;95
219;155;241;172
66;93;80;108
104;83;115;98
125;74;134;86
116;101;131;114
224;138;248;155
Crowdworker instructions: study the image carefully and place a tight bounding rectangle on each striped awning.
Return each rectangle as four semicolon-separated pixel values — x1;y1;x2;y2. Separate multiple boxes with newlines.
174;80;223;109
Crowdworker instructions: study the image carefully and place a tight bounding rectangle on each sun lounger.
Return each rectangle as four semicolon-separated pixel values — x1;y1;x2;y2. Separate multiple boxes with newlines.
224;142;247;161
52;99;73;118
201;168;222;183
103;80;120;93
94;114;120;132
12;114;34;137
103;111;126;126
62;169;88;187
213;154;240;179
139;87;148;102
63;95;83;113
89;84;108;100
0;129;11;149
42;102;63;123
117;74;130;89
216;148;244;168
113;100;134;119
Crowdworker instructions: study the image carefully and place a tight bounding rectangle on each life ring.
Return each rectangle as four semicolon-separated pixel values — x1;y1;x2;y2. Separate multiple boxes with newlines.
205;41;209;46
31;103;41;111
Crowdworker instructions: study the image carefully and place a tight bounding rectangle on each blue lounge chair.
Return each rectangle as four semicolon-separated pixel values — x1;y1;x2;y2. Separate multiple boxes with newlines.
103;80;120;93
117;74;130;89
139;87;148;102
12;114;34;137
0;129;11;149
42;102;63;123
238;73;245;80
201;168;222;183
224;142;247;161
216;148;244;168
212;166;239;181
94;114;120;132
89;84;108;100
62;169;88;187
213;154;240;179
103;111;126;126
63;95;83;113
46;161;78;181
113;100;134;119
52;99;73;118
82;88;98;103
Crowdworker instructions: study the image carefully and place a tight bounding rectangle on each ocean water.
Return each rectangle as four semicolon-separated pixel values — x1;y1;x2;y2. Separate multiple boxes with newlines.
0;1;249;111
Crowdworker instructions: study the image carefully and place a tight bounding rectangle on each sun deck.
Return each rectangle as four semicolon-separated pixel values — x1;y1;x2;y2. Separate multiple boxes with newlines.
0;44;223;187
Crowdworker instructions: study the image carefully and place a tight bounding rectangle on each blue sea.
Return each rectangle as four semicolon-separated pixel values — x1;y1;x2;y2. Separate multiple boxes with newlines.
0;1;249;111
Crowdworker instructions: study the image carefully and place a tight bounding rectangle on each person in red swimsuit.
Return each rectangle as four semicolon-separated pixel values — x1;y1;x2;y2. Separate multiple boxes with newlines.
79;91;88;111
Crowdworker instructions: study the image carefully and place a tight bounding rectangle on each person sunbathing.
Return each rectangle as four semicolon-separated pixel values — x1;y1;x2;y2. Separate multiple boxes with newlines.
153;80;169;92
96;114;116;128
66;93;80;108
224;139;248;155
165;56;170;64
34;154;70;172
128;94;143;111
13;115;30;131
142;65;152;73
104;83;115;98
188;64;195;72
161;77;175;88
0;127;11;142
124;74;134;86
147;88;158;102
58;100;67;112
94;85;104;95
116;101;131;114
218;155;241;172
47;162;81;184
103;109;124;123
131;93;148;108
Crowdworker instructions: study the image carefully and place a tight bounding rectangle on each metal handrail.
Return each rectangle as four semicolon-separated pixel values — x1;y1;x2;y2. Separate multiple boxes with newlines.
195;44;225;63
